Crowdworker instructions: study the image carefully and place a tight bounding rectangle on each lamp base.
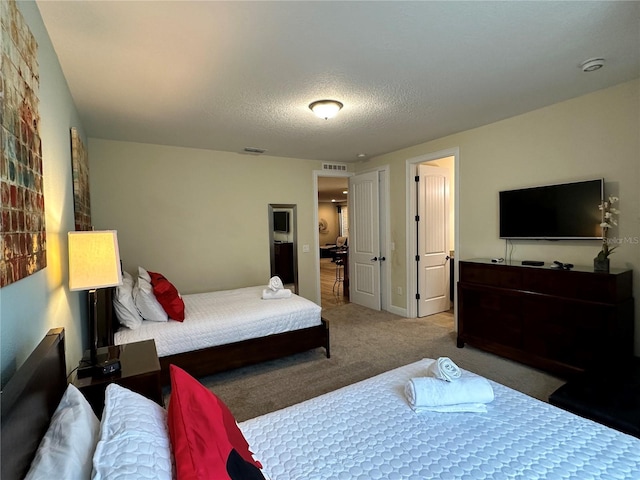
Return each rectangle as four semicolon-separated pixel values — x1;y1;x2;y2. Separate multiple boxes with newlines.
77;345;122;378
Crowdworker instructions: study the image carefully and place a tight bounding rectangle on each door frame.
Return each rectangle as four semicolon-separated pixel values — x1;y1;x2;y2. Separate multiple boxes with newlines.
405;147;460;320
313;170;352;305
313;166;390;311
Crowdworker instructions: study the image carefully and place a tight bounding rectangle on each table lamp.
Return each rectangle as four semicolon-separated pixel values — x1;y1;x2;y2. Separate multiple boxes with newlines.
68;230;123;377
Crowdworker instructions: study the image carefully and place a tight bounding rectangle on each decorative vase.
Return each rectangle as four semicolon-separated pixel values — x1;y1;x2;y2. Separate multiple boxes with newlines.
593;256;610;272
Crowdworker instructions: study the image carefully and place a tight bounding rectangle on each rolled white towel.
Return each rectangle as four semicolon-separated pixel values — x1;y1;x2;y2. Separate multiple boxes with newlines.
262;288;292;300
405;372;494;411
427;357;462;382
268;276;284;291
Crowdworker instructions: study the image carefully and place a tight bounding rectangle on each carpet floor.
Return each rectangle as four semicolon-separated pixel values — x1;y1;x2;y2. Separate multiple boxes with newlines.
169;303;566;422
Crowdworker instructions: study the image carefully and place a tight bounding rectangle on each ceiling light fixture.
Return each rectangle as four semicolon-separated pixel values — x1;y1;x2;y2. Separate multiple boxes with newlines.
357;153;367;158
580;58;605;72
309;100;343;120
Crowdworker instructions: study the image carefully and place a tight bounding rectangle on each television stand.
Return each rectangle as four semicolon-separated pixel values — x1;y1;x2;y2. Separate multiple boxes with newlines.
457;259;634;377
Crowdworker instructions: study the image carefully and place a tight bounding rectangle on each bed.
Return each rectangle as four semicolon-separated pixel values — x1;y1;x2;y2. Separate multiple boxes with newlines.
5;328;640;480
100;280;330;385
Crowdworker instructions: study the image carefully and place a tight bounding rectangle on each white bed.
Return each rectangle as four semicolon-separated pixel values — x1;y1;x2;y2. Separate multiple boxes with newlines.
114;286;322;357
240;358;640;479
9;331;640;480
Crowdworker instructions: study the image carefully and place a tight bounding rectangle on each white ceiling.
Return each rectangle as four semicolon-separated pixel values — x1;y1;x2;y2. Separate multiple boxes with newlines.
36;1;639;164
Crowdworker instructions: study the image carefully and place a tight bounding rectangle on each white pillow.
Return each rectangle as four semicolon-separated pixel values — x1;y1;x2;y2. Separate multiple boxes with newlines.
25;384;100;480
113;271;143;329
92;384;172;480
134;266;168;322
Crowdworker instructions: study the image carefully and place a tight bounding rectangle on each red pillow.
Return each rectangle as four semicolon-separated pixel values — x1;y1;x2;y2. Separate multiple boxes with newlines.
168;365;265;480
148;271;185;321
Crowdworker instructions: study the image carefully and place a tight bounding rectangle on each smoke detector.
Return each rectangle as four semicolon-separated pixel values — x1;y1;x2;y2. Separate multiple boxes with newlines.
580;58;605;73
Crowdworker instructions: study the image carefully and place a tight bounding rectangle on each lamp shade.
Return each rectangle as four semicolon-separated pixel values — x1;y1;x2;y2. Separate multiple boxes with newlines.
68;230;123;291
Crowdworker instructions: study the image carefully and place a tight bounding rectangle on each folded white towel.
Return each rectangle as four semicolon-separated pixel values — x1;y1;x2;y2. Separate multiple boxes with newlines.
411;403;488;414
427;357;462;382
261;288;292;299
404;372;494;411
268;276;284;291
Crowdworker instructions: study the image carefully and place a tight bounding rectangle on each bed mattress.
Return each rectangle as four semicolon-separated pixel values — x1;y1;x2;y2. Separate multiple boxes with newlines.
114;286;322;357
239;359;640;480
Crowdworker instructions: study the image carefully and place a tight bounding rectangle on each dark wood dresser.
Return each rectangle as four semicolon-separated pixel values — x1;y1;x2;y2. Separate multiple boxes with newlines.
457;259;634;377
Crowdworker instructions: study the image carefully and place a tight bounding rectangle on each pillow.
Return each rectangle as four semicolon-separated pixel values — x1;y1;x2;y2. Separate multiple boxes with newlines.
92;383;172;480
134;266;169;322
25;384;100;480
168;365;265;480
112;271;143;329
148;271;185;321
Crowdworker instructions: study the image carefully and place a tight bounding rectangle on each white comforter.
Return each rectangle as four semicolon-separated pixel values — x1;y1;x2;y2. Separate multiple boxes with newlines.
114;286;322;357
240;358;640;480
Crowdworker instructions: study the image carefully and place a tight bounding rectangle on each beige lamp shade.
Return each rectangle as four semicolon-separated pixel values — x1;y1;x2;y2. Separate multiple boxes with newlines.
68;230;123;291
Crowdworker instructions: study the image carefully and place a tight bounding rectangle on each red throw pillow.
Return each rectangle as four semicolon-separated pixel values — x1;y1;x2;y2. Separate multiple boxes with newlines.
168;365;265;480
148;271;185;321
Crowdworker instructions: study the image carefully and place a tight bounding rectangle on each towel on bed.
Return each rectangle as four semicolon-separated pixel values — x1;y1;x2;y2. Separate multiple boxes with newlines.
405;372;494;413
268;276;284;291
426;357;462;382
262;288;292;299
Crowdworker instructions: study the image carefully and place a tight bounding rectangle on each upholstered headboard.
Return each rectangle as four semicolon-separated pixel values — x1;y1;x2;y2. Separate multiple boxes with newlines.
1;328;67;480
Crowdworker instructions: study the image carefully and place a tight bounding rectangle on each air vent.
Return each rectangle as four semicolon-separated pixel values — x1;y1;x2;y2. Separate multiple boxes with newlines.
322;162;348;172
243;147;266;154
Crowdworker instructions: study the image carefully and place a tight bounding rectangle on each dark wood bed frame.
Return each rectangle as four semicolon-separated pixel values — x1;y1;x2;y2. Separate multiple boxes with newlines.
98;288;330;385
1;328;67;480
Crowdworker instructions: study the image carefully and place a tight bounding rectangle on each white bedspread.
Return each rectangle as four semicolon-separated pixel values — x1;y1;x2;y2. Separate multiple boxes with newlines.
240;358;640;480
114;286;321;357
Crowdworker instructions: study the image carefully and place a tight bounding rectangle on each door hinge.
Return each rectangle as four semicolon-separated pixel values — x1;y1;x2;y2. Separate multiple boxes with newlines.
415;215;419;222
415;255;420;262
415;175;420;183
415;293;421;300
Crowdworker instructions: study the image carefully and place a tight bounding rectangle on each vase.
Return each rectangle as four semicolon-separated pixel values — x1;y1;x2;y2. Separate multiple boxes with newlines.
593;257;610;272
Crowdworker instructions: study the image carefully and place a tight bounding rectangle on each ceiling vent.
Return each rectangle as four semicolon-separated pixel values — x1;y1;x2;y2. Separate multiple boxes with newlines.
243;147;266;155
322;162;348;172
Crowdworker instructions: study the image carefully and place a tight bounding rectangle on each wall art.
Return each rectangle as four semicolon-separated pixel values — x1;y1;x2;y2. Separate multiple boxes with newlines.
0;0;46;288
70;127;91;231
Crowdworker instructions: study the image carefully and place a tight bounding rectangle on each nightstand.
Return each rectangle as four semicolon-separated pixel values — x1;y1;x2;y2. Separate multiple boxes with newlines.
73;339;163;417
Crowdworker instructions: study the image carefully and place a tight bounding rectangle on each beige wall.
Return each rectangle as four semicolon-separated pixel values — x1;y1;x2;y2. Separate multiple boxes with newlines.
88;139;323;302
358;79;640;353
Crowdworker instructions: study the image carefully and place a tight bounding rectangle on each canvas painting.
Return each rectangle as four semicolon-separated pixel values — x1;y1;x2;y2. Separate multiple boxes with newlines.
70;127;91;231
0;0;46;288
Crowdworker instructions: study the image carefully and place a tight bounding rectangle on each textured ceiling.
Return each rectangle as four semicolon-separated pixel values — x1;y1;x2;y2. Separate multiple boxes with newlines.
36;1;640;163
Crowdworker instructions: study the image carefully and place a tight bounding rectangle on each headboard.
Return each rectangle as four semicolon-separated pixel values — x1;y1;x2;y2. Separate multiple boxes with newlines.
1;328;67;480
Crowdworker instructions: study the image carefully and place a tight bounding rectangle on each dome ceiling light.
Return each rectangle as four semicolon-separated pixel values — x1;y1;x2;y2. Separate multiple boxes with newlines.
309;100;343;120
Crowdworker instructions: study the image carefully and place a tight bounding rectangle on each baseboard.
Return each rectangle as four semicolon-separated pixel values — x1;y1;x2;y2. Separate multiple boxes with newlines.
387;304;407;317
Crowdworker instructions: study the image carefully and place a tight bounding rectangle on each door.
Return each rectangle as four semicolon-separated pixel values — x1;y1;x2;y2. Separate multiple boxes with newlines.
349;171;381;310
417;165;450;317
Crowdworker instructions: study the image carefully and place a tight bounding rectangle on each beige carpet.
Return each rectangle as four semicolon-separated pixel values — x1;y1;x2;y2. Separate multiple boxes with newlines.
175;303;566;422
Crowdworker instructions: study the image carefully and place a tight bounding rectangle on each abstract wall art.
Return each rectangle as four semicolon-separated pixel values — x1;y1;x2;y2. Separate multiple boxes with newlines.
70;127;91;231
0;0;46;288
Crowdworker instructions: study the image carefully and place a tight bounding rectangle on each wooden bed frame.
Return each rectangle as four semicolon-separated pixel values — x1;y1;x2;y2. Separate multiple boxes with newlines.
98;288;331;385
1;328;67;480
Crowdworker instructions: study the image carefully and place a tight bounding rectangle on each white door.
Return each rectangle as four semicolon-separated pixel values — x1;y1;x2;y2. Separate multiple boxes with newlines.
349;171;380;310
417;165;450;317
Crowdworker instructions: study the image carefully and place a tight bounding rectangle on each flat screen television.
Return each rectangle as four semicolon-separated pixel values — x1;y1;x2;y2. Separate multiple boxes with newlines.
273;211;290;233
499;179;603;240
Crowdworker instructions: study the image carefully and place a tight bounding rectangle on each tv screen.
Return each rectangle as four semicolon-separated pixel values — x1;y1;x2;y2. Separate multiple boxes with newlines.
499;179;603;240
273;211;290;233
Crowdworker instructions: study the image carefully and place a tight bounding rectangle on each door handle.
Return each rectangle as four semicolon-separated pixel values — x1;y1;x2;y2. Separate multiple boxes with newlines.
379;256;386;261
370;257;378;262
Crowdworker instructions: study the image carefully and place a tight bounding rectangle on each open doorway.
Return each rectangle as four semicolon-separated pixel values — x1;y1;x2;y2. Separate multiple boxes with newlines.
317;176;349;309
407;148;458;326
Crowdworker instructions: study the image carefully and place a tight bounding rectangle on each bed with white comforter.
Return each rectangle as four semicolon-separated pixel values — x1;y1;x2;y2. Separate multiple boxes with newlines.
114;285;322;357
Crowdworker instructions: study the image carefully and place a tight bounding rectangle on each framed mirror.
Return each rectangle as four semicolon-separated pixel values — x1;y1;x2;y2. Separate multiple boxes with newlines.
268;204;298;294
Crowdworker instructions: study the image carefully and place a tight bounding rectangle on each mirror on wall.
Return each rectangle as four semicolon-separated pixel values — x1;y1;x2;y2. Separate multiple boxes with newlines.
268;204;298;294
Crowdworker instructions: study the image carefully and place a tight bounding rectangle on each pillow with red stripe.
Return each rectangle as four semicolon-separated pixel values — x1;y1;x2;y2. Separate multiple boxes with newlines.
168;365;265;480
148;271;185;321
